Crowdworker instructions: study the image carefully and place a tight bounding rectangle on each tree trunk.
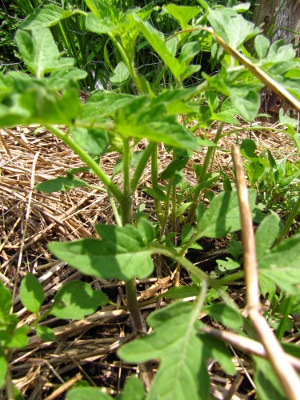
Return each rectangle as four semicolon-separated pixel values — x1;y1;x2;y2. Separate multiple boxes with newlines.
253;0;300;55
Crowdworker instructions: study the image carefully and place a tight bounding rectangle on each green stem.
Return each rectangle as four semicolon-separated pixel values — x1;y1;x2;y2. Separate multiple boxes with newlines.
121;138;132;225
186;122;225;223
47;125;123;204
109;34;144;94
121;138;146;335
276;295;292;341
171;184;176;233
276;196;300;245
152;144;163;224
125;278;146;335
151;244;209;283
131;142;156;192
160;178;173;236
215;271;244;286
5;370;15;400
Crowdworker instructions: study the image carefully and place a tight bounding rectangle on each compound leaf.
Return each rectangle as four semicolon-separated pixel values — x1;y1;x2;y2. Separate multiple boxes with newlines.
49;224;154;281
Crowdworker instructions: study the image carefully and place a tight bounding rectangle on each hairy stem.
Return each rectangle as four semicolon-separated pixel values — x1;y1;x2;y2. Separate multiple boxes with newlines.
47;125;123;203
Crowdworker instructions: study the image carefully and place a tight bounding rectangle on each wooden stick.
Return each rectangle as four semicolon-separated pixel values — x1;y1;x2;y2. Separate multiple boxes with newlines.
232;144;300;400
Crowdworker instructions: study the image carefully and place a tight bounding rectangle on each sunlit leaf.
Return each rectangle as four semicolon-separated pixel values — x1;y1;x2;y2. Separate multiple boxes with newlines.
207;8;261;49
110;62;130;86
258;235;300;294
20;273;44;315
19;4;70;30
119;302;210;400
197;189;257;238
163;4;200;29
49;224;154;281
121;376;145;400
0;281;12;323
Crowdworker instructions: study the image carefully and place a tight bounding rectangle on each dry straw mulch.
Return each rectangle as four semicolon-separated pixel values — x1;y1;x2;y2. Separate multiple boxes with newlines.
0;119;298;399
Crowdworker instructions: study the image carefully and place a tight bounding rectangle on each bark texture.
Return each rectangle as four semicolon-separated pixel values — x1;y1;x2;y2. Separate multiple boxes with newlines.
253;0;300;55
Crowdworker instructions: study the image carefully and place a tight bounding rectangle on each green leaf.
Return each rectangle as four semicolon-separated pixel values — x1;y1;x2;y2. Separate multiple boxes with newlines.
71;127;108;156
163;5;200;29
161;158;188;181
47;68;88;91
110;62;130;86
49;224;154;281
0;349;7;389
258;235;300;294
259;275;276;299
137;218;155;246
253;357;285;400
240;139;258;160
36;326;56;342
204;304;243;331
198;333;236;375
19;87;81;126
20;273;44;315
197;189;256;238
0;281;12;323
164;285;200;300
119;302;210;400
15;29;74;78
136;18;185;79
207;8;261;49
121;376;145;400
35;175;88;193
115;96;198;150
216;257;240;272
255;214;280;261
19;4;67;30
229;87;260;121
78;92;134;124
86;12;117;35
49;281;107;320
254;35;270;59
5;326;29;349
66;387;113;400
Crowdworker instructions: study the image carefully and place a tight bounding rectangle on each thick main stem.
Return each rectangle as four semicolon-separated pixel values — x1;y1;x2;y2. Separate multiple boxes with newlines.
121;138;146;335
